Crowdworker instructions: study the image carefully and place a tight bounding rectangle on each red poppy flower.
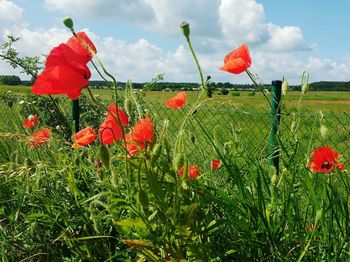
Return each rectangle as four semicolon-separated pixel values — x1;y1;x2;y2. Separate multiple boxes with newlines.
188;164;200;180
220;44;251;74
98;105;128;145
307;146;344;173
123;116;154;157
165;91;186;109
124;132;144;157
177;164;200;180
210;159;221;169
28;128;51;147
177;166;185;177
32;32;96;99
132;115;154;145
72;127;96;148
23;115;37;128
66;32;97;63
107;103;129;126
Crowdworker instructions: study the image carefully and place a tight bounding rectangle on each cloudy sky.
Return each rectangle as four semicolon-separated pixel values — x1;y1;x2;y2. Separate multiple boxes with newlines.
1;0;350;84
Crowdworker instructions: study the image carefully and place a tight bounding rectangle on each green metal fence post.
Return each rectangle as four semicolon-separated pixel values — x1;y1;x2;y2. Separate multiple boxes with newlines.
269;80;282;175
72;99;80;133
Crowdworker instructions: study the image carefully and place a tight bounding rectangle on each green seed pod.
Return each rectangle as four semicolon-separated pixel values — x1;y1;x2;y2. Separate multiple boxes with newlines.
151;143;162;164
63;17;74;30
180;22;190;39
99;145;110;168
138;189;149;211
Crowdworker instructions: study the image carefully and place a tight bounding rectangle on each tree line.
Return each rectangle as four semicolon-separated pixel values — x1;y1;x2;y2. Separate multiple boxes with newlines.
2;74;350;91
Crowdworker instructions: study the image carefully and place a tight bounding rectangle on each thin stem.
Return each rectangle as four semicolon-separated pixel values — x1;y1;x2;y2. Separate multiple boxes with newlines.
246;69;272;108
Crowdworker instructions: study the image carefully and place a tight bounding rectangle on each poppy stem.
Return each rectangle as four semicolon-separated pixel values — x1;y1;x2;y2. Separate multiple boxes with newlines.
245;69;272;108
48;95;72;139
184;35;207;94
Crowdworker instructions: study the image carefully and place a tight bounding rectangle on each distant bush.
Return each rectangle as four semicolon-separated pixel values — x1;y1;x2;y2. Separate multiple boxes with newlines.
220;89;229;95
231;92;240;96
247;91;256;96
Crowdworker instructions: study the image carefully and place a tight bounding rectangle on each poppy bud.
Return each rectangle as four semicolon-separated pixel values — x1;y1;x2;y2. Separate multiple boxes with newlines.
63;17;74;30
180;22;190;39
28;115;34;121
174;154;184;171
301;83;309;94
271;174;278;187
124;98;133;117
99;145;110;168
138;189;149;211
151;143;162;164
290;121;297;134
282;79;289;96
301;71;309;94
320;125;328;138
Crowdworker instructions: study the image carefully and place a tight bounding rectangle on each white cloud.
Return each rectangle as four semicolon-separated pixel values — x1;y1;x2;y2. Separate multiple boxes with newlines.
0;0;24;22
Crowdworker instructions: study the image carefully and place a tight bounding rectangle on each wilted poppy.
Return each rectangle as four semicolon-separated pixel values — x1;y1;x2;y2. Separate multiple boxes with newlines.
210;159;221;169
32;31;96;99
72;127;96;148
307;146;344;173
165;91;186;109
23;114;37;128
220;44;251;74
28;128;51;147
177;164;200;180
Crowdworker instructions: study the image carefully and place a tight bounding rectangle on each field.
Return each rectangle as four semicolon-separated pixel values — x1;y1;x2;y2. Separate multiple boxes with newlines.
2;84;350;113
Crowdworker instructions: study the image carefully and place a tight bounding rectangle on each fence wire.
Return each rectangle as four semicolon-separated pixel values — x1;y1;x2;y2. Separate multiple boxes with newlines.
146;103;350;165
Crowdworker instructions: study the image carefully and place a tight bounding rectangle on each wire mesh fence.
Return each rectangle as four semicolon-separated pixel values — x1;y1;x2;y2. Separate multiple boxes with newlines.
146;102;350;165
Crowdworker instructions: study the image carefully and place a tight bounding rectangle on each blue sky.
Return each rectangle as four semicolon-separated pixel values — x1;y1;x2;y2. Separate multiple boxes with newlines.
1;0;350;84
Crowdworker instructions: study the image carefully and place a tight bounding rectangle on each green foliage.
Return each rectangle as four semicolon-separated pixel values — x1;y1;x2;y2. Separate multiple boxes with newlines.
0;75;21;85
0;36;41;79
231;91;240;96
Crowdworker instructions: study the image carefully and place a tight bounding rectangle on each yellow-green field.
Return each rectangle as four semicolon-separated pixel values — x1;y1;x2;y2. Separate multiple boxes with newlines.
1;85;350;113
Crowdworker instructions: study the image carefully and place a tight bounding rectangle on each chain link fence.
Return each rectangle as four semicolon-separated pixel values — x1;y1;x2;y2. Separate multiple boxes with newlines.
146;102;350;165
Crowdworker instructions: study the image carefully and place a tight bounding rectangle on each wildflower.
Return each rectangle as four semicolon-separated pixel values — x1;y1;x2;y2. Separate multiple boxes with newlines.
165;91;186;109
307;146;344;173
66;32;96;63
177;164;200;180
99;105;128;145
132;115;154;145
32;32;96;99
124;116;154;157
210;159;221;169
220;44;251;74
23;114;37;128
28;128;51;147
124;133;142;157
188;164;200;180
72;127;96;148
